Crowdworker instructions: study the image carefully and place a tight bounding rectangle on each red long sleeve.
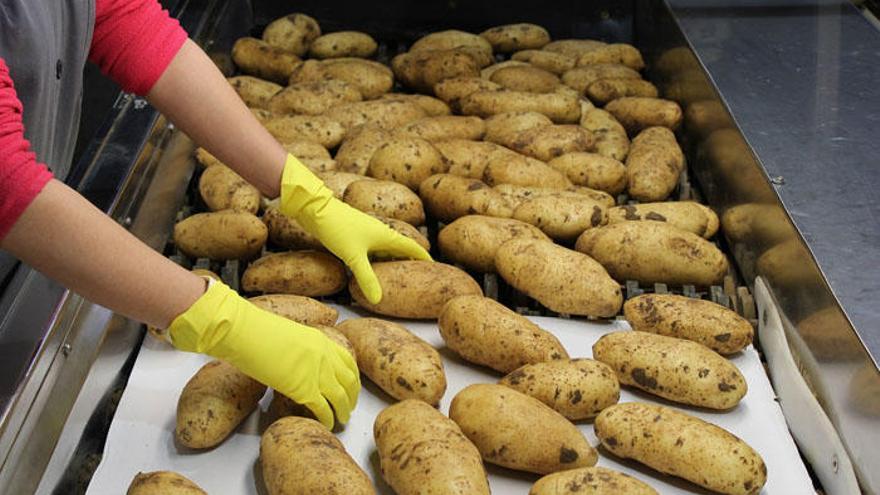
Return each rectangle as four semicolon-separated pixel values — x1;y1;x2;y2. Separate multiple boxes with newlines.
89;0;188;95
0;58;53;241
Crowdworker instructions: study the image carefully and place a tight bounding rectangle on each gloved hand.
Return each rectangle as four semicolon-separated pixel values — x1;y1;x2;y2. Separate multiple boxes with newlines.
278;154;431;304
168;279;360;429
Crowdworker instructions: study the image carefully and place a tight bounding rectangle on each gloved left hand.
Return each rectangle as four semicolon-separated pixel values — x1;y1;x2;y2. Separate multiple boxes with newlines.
278;154;431;304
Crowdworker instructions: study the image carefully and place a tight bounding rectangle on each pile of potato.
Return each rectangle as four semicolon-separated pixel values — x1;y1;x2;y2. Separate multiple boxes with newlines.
144;13;770;495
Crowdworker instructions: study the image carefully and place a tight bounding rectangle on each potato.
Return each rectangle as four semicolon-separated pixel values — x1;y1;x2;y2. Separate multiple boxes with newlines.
411;29;493;58
561;64;641;93
500;358;619;420
241;251;347;296
530;467;658;495
605;97;683;134
392;49;481;93
624;294;753;354
483;154;572;189
496;238;622;317
267;79;362;115
513;194;608;241
174;211;267;260
324;99;427;131
231;37;301;84
547;152;626;195
595;403;766;495
228;75;282;108
608;201;719;238
433;76;502;111
198;164;261;214
379;93;452;116
494;183;615;209
283;139;331;160
593;331;746;408
798;307;864;362
262;13;321;56
484;111;554;146
439;295;568;373
755;240;820;288
127;471;207;495
337;318;446;404
365;137;447;190
176;360;266;449
577;221;727;286
261;417;374;495
262;207;323;250
397;115;486;142
576;43;645;70
264;115;346;148
344;179;426;225
300;157;337;173
849;364;880;416
461;90;581;123
374;215;430;251
289;58;393;99
508;124;595;162
580;107;630;161
450;384;597;474
335;124;392;175
490;65;561;93
587;78;658;104
685;99;732;137
418;174;515;222
434;139;514;179
626;126;685;202
543;39;607;58
480;23;549;52
349;260;482;318
374;399;490;495
249;294;338;326
309;31;377;59
438;215;549;272
512;49;577;75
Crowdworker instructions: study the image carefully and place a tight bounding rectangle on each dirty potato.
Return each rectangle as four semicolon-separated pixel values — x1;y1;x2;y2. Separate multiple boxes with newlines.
418;174;515;222
547;152;626;195
529;467;658;495
508;124;595;162
324;99;427;131
410;29;494;59
367;137;447;190
461;90;581;123
396;115;486;142
449;384;597;474
483;154;573;189
626;126;685;202
380;93;452;116
249;294;339;326
512;49;577;75
624;294;753;354
496;238;622;317
127;471;207;495
335;124;392;175
231;37;301;84
608;201;719;238
480;23;550;52
494;183;615;210
484;111;554;147
586;78;658;104
268;79;362;115
308;31;377;59
434;139;514;179
439;295;568;373
264;115;346;148
438;215;549;272
337;318;446;404
289;58;393;99
543;39;607;58
562;64;641;94
241;251;347;296
392;49;482;93
595;403;766;495
228;75;282;109
173;211;267;260
593;331;747;409
198;164;261;214
262;207;323;250
344;179;426;225
605;97;683;134
434;76;503;111
580;107;630;161
490;66;561;93
512;194;608;241
262;13;321;56
576;43;645;70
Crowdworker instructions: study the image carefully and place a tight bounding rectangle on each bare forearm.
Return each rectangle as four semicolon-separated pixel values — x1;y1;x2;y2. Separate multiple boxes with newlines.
0;180;205;329
147;39;287;198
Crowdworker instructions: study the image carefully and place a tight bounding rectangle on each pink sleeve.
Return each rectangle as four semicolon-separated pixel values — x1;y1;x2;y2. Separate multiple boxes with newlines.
89;0;189;95
0;58;53;241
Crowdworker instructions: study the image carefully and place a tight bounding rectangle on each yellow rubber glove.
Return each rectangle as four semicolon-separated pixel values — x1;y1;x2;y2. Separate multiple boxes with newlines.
168;279;359;429
278;154;431;304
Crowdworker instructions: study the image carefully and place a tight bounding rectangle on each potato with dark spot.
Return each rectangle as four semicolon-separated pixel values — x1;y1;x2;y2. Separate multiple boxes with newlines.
547;152;626;195
543;39;607;58
587;78;658;104
483;154;573;189
367;137;447;190
344;179;426;225
434;139;514;179
495;183;615;209
562;64;641;94
580;107;630;161
529;466;658;495
308;31;377;59
480;23;550;52
418;174;515;222
593;331;747;408
261;417;375;495
268;79;362;115
349;260;482;319
173;211;267;260
249;294;339;326
433;76;502;112
374;399;490;495
396;115;486;142
289;58;393;99
379;93;452;116
262;207;323;250
490;65;561;93
595;403;766;495
241;251;347;296
608;201;718;239
624;294;753;354
264;115;346;148
496;238;622;317
512;49;577;75
438;215;549;272
450;384;597;474
198;164;261;214
176;360;266;449
576;222;728;286
605;97;683;134
373;215;430;251
335;124;392;175
324;99;427;131
577;43;645;70
626;126;685;202
127;471;207;495
410;29;494;59
513;194;608;241
484;111;553;147
231;37;301;84
262;13;321;56
227;76;282;108
508;124;595;162
338;318;446;404
392;49;482;94
461;90;581;124
439;296;568;373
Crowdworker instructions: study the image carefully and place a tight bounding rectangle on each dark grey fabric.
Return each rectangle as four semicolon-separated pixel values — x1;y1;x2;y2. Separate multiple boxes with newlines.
0;0;95;180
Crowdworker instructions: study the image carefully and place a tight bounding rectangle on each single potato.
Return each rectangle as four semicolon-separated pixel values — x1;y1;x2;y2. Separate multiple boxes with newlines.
228;75;282;109
335;124;392;175
262;13;321;56
249;294;339;326
127;471;207;495
595;403;766;495
198;164;261;214
367;137;447;190
283;139;331;159
586;78;658;104
449;384;597;474
264;115;346;148
308;31;377;59
580;107;630;161
529;467;658;495
324;99;427;131
547;152;626;195
562;64;641;94
608;201;719;238
410;29;493;60
241;251;347;296
461;90;581;124
434;139;514;179
484;111;554;147
490;65;561;93
173;211;267;260
344;179;426;225
262;207;323;250
480;23;550;52
483;154;573;189
418;174;515;222
605;97;683;134
289;58;393;99
494;183;614;209
380;93;452;116
513;194;608;241
576;43;645;70
374;215;430;251
396;115;486;142
438;215;549;272
392;49;482;93
508;124;595;162
625;126;685;202
231;37;301;84
267;79;362;115
434;76;503;112
512;49;577;75
543;39;607;58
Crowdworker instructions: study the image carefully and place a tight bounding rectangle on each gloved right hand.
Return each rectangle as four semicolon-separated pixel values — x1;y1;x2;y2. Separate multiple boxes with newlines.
167;279;360;429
